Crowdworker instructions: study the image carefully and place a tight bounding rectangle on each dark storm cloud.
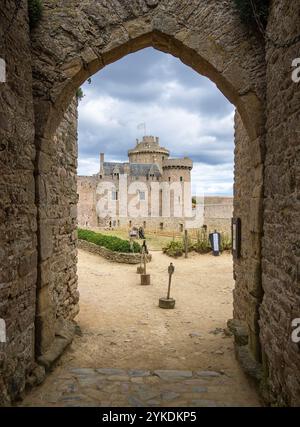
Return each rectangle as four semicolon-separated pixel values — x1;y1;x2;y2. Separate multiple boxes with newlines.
82;48;233;117
78;47;235;194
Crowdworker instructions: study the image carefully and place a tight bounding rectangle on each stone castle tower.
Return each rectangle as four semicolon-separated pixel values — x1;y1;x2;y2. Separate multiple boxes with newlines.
78;136;193;231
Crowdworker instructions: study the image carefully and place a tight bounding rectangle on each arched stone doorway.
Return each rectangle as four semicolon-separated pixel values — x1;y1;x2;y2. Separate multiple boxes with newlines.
30;0;266;378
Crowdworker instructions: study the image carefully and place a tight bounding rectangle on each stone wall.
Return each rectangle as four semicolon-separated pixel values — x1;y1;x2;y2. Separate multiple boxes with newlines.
0;1;37;404
203;196;233;235
35;98;79;358
233;113;257;322
232;112;265;367
259;0;300;406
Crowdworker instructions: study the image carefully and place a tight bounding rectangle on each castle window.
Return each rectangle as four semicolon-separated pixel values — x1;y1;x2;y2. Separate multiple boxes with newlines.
112;190;118;201
180;223;184;232
100;175;102;179
168;177;171;182
180;176;183;182
160;222;164;230
139;191;146;201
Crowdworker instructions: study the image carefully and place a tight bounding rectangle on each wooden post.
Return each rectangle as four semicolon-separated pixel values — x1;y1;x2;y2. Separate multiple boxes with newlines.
159;263;175;309
143;249;147;275
140;240;150;285
184;229;188;259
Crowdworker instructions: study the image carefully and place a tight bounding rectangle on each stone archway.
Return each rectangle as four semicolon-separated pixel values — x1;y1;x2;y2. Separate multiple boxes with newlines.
30;0;266;375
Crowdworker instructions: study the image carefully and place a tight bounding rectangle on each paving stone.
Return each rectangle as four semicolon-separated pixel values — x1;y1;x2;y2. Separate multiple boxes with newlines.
128;369;150;377
147;400;161;406
120;383;131;392
136;389;161;401
96;368;127;376
20;368;261;407
69;368;96;375
154;370;193;380
77;376;102;387
57;382;78;393
131;377;144;384
184;379;208;385
161;391;181;401
107;375;130;381
160;382;189;393
195;371;222;378
82;388;109;401
191;399;218;407
144;376;161;385
59;395;84;402
192;386;208;393
164;401;188;407
127;396;145;407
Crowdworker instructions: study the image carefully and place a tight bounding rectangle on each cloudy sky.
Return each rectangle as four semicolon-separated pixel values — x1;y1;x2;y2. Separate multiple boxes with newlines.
78;47;235;195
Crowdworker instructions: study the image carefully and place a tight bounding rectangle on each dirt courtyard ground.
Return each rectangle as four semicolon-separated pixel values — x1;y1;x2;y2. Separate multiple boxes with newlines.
21;249;261;407
71;249;238;372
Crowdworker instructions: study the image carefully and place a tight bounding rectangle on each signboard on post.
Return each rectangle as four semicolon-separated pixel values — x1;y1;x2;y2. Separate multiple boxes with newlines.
232;218;241;259
0;318;6;343
209;230;221;256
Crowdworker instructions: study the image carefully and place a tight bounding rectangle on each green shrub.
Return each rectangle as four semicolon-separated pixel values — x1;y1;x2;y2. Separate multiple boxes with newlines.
220;233;232;251
163;230;232;257
76;87;84;101
28;0;43;29
162;240;184;258
78;228;141;253
192;230;211;254
234;0;269;30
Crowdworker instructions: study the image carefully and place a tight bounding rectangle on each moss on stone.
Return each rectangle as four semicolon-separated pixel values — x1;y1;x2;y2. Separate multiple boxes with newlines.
28;0;43;30
234;0;269;30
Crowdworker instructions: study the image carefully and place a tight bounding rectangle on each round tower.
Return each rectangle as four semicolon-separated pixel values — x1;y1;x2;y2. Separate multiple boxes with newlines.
162;157;193;218
162;157;193;183
128;136;170;167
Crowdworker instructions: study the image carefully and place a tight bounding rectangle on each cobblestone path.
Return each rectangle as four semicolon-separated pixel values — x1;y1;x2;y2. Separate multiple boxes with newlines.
21;368;260;407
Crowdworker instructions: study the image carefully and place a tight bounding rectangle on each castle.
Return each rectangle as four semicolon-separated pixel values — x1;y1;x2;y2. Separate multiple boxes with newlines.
77;136;194;231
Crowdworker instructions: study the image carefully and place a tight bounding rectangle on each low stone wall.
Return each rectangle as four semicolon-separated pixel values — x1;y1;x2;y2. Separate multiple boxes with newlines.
78;240;151;264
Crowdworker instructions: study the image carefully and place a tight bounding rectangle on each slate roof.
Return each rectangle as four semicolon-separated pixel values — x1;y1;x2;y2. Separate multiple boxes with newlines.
103;162;161;177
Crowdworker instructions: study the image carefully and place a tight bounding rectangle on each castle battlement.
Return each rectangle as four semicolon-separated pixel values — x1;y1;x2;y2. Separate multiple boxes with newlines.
162;157;193;170
128;135;170;160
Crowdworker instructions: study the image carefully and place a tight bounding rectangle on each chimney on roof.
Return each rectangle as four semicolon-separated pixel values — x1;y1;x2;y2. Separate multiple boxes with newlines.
100;153;104;173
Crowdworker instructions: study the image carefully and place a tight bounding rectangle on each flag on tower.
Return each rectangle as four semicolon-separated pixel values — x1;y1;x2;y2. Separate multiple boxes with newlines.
137;123;147;135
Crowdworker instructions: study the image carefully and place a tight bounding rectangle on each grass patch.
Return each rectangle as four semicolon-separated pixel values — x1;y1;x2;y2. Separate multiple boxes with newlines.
78;228;141;253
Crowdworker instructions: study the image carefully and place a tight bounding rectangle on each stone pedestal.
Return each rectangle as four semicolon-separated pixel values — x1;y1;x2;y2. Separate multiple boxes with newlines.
141;274;150;286
159;298;176;309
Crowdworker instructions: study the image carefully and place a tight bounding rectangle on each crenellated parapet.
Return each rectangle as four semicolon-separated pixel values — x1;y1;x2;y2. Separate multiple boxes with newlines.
162;157;193;170
128;136;170;164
